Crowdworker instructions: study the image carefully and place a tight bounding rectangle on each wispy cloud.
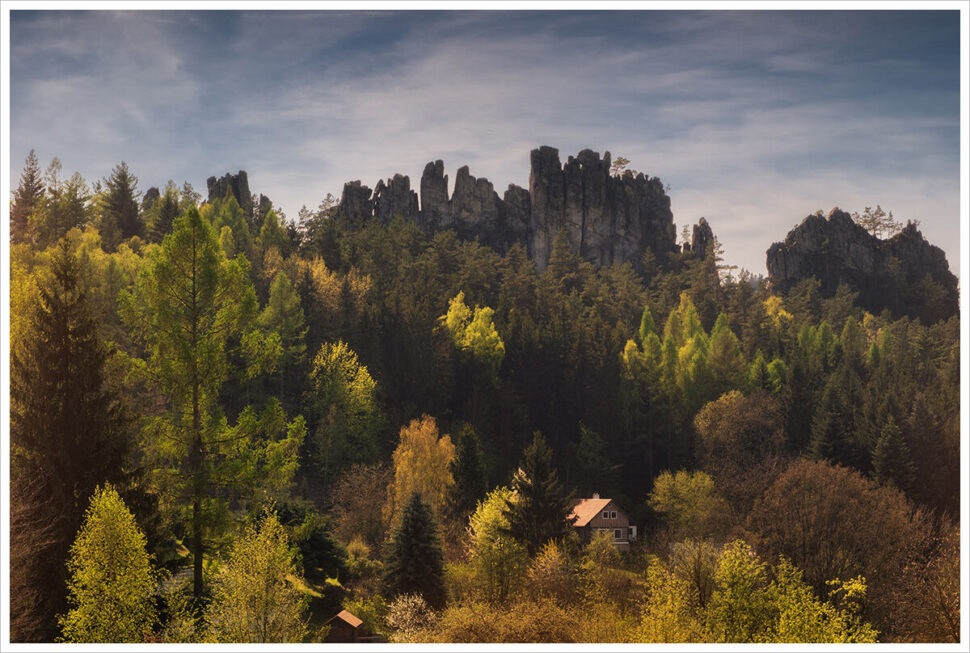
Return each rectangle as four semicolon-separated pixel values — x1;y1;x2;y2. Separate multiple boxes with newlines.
9;10;960;275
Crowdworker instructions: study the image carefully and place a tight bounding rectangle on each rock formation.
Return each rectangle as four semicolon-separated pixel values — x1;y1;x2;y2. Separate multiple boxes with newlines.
687;217;714;259
335;146;679;272
207;171;251;211
766;208;958;322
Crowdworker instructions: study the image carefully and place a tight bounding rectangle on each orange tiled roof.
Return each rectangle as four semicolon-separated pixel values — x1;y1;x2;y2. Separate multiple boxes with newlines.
569;497;612;527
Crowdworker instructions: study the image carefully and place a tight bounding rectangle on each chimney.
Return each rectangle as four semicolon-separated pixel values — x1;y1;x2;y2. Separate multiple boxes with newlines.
592;492;600;500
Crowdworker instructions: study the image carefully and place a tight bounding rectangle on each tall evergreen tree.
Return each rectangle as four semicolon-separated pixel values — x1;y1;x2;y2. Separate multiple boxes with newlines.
11;149;45;244
872;416;915;493
503;432;576;555
10;239;130;640
446;424;488;522
101;161;142;249
147;181;181;242
383;492;446;608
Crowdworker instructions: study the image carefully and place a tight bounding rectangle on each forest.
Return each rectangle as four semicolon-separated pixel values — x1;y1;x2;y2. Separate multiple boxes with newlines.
8;150;961;643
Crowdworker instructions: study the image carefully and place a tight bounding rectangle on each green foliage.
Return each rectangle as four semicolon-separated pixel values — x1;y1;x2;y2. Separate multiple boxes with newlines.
446;424;488;522
467;486;529;602
308;340;383;482
101;161;142;249
60;486;157;643
383;493;447;608
206;511;309;642
503;433;575;555
258;271;307;400
12;149;45;244
871;416;915;493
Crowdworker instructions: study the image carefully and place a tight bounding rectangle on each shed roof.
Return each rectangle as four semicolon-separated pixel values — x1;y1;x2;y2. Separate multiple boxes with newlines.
569;497;613;527
327;609;363;629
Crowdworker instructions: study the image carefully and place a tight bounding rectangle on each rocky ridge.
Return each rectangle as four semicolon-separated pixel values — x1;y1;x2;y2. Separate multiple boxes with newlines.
335;146;681;271
766;208;958;322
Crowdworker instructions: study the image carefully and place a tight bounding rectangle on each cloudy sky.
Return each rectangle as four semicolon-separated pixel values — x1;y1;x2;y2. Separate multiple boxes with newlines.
8;9;962;275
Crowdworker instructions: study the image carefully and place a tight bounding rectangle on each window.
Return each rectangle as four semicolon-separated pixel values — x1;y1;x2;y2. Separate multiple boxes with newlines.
602;511;609;519
614;529;622;539
610;511;617;519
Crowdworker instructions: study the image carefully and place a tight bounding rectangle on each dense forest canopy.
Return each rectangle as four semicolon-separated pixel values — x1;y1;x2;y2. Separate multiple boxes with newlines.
8;150;960;643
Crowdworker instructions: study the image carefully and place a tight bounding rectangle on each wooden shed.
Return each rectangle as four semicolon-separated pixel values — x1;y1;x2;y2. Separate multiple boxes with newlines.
323;609;364;643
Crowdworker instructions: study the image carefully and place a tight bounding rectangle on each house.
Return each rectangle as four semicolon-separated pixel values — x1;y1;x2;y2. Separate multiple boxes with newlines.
569;493;637;551
323;609;363;643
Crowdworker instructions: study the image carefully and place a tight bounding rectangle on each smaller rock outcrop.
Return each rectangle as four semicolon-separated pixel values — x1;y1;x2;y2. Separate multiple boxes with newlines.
419;161;450;229
687;217;714;258
207;171;251;211
766;208;958;323
336;181;374;226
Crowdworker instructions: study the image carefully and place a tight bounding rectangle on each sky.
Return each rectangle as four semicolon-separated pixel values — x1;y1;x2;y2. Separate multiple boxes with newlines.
7;8;963;275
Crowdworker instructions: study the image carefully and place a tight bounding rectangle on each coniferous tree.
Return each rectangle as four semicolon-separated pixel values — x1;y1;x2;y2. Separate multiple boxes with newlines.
146;181;181;242
101;161;142;249
12;149;45;244
258;270;307;403
872;416;915;493
503;432;576;555
446;424;488;522
121;208;303;600
10;239;131;641
383;492;446;608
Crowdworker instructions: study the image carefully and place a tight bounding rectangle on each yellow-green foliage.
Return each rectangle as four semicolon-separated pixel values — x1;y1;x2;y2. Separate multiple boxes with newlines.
419;598;577;643
638;540;878;643
441;291;506;378
466;486;529;602
648;469;729;540
59;485;157;643
205;512;309;643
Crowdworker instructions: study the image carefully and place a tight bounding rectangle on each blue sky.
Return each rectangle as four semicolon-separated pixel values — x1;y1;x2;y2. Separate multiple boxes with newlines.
8;9;962;275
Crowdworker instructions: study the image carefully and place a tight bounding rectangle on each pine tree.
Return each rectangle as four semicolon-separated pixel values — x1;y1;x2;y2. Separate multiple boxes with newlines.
59;486;157;643
872;416;915;493
12;149;45;244
446;424;488;522
101;161;142;249
503;432;576;555
383;493;446;608
10;239;130;640
147;181;181;242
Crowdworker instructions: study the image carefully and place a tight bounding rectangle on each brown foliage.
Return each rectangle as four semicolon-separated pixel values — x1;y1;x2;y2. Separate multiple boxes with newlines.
747;458;932;638
329;463;392;552
694;390;788;514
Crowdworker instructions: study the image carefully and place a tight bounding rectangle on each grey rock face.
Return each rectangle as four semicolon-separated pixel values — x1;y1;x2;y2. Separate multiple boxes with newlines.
333;145;678;272
374;174;419;223
420;161;450;229
207;171;251;211
766;208;958;322
336;180;373;226
689;217;714;259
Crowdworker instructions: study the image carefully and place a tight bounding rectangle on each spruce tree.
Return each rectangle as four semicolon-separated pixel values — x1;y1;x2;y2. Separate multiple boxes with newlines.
503;432;575;555
872;416;915;493
101;161;142;248
383;492;446;608
12;149;45;244
446;424;488;522
10;239;130;640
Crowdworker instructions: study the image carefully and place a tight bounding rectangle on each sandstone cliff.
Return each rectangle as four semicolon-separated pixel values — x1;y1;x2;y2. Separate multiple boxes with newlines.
335;146;679;271
766;208;958;322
